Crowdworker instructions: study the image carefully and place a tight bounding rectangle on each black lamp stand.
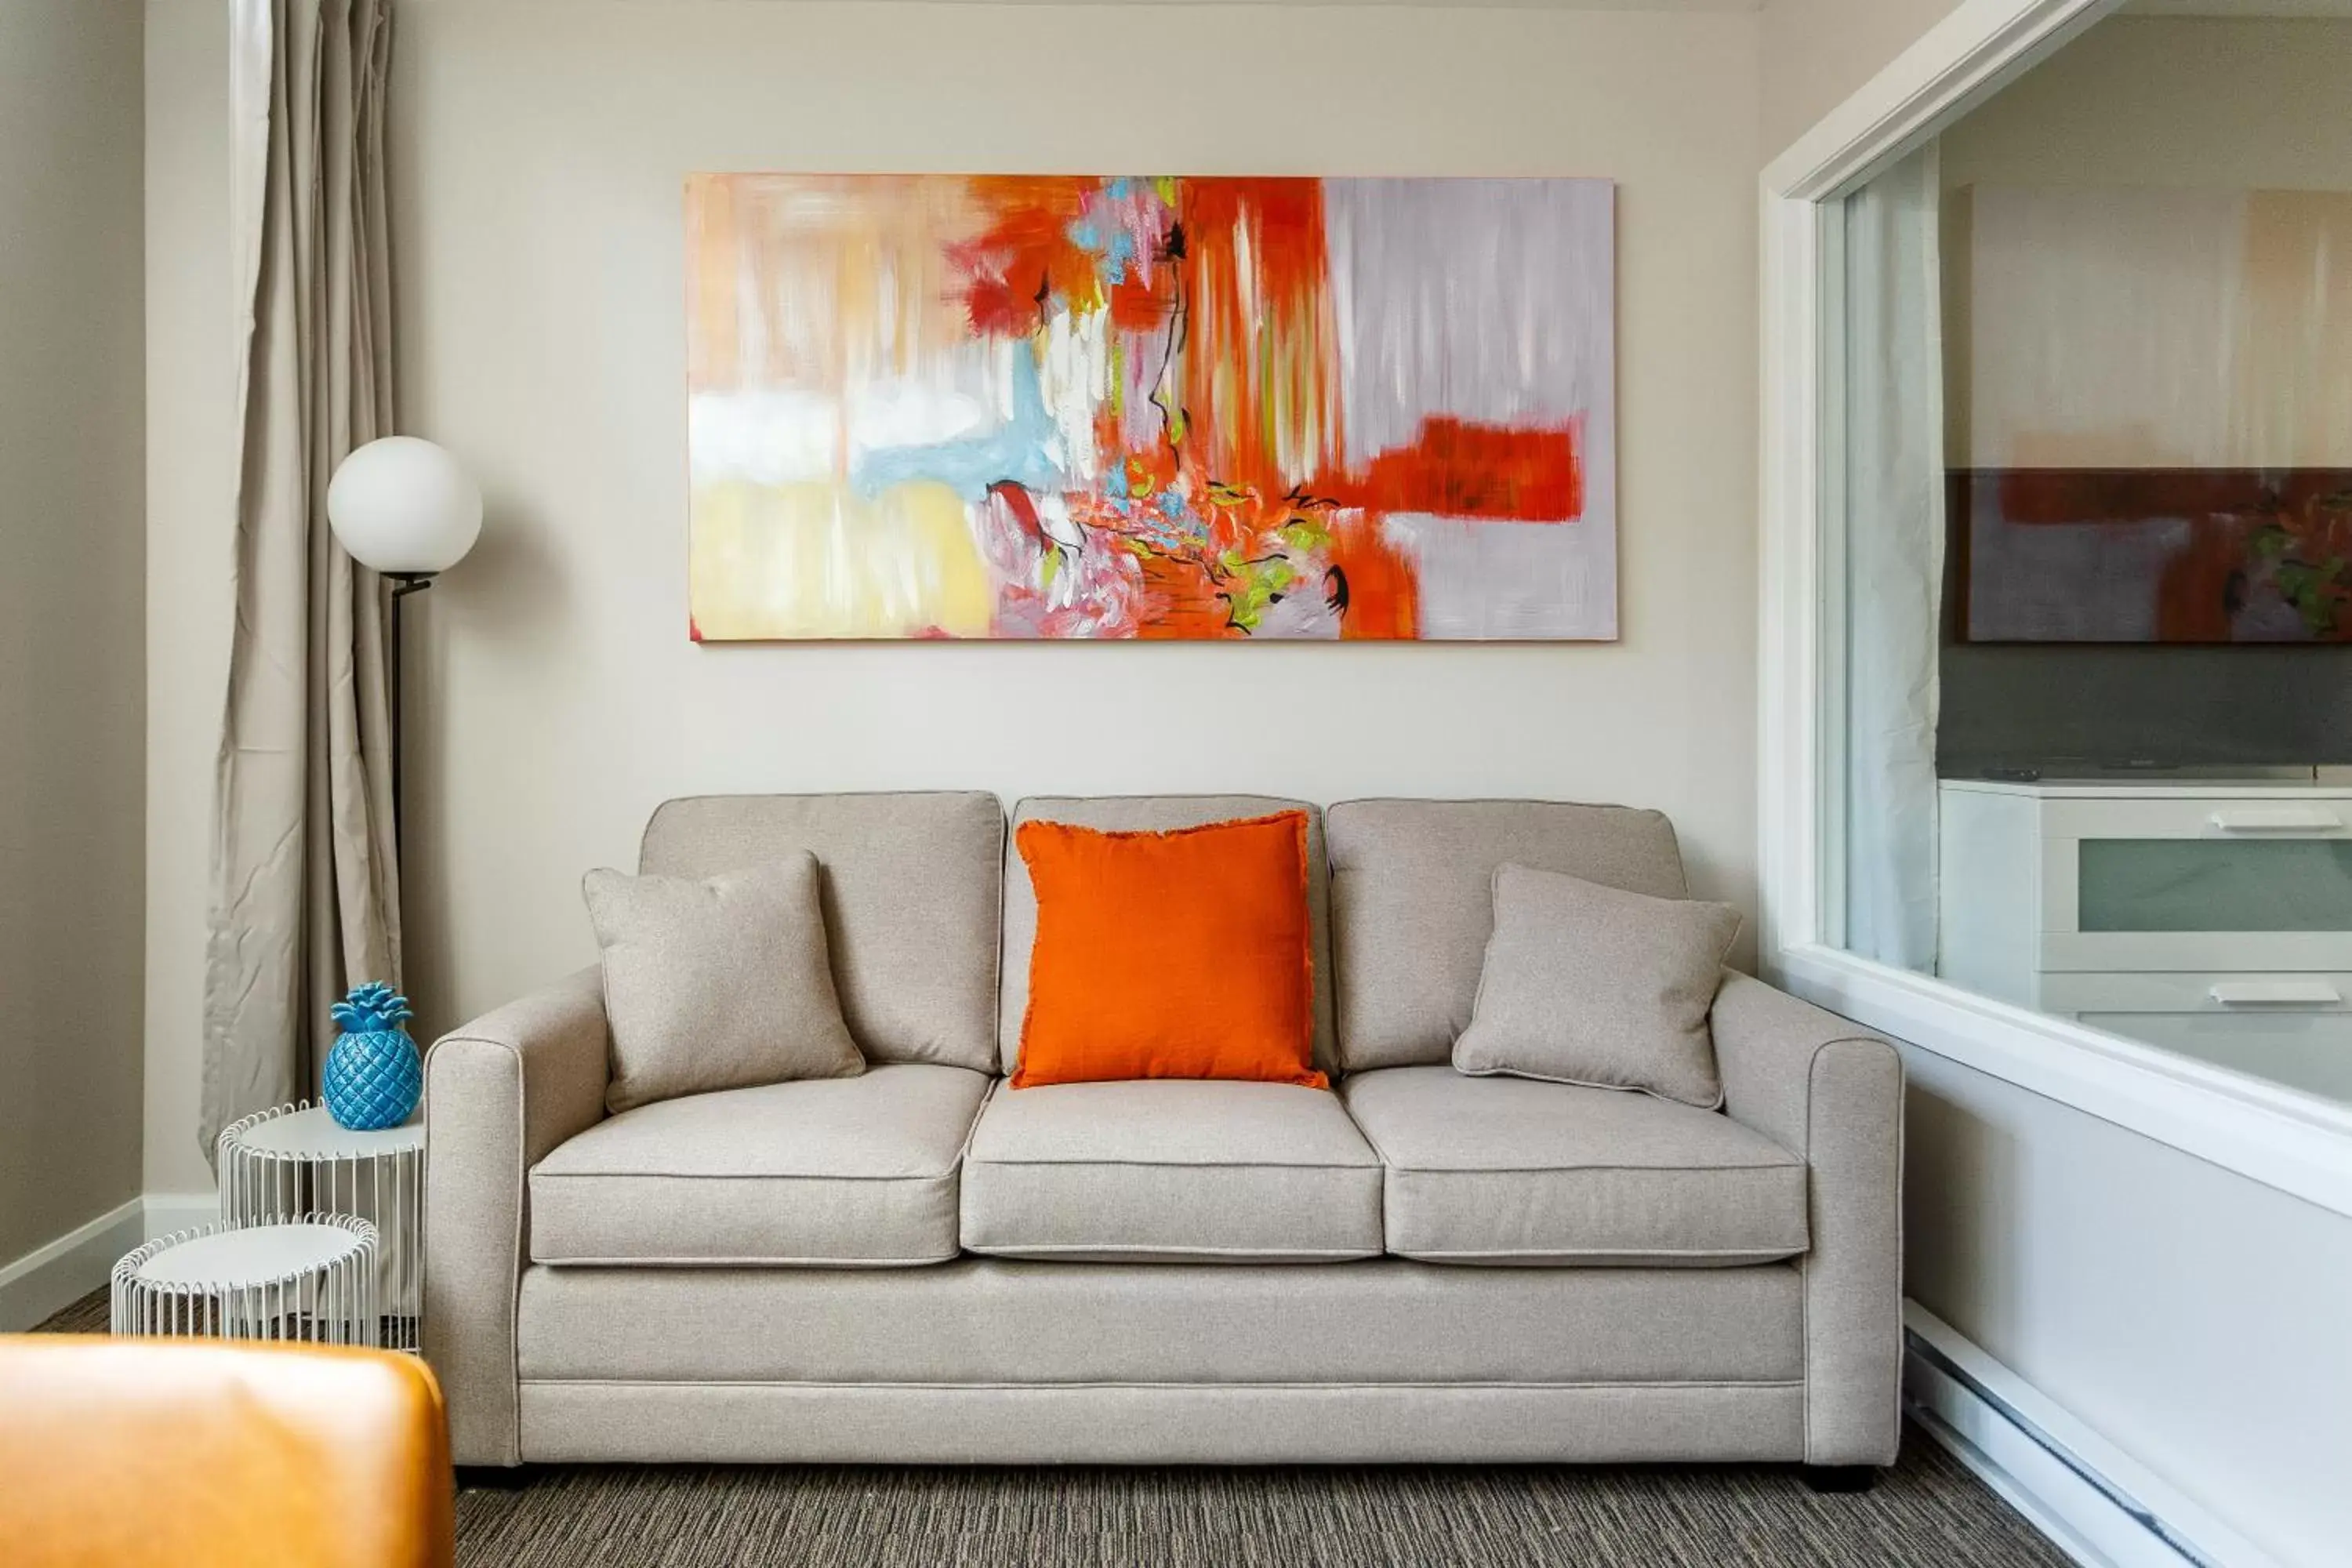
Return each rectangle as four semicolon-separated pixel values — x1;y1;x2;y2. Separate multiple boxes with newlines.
387;572;435;853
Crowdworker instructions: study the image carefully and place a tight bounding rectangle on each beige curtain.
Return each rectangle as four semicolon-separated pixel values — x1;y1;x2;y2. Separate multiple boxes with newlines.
203;0;401;1160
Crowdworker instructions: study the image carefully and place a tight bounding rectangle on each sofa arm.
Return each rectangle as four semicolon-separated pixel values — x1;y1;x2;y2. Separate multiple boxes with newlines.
1711;971;1904;1466
420;966;609;1467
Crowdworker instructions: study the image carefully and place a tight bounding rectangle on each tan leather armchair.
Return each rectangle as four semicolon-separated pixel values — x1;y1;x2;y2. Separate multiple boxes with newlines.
0;1334;455;1568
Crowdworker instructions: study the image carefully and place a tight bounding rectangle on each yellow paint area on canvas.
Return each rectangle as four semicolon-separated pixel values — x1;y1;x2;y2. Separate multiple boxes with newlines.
689;479;992;639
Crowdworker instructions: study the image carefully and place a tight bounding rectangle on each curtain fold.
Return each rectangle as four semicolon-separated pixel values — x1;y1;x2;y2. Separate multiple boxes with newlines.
204;0;401;1160
1842;144;1946;973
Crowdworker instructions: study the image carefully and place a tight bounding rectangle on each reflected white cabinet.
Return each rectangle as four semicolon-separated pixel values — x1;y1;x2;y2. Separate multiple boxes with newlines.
1937;779;2352;1103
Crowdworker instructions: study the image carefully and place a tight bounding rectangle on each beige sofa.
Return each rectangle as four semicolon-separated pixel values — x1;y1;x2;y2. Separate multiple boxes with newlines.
422;793;1901;1481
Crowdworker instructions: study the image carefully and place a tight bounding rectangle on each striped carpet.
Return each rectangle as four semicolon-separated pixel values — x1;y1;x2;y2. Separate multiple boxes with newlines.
37;1288;2067;1567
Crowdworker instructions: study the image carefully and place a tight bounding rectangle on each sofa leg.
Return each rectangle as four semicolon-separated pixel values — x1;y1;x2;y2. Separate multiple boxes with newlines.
455;1465;533;1492
1800;1465;1877;1494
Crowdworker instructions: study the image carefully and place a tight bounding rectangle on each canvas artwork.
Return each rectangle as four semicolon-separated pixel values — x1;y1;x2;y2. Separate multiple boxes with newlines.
684;174;1615;641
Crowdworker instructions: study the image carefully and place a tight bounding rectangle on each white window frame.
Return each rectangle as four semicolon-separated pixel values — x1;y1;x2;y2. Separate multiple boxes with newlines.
1757;0;2352;1220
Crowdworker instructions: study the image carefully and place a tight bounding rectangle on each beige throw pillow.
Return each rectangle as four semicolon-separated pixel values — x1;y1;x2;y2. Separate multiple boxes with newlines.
1452;863;1740;1109
583;853;864;1114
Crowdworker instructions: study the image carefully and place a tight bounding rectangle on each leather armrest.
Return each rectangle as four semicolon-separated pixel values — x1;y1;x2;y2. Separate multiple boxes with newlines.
0;1335;454;1567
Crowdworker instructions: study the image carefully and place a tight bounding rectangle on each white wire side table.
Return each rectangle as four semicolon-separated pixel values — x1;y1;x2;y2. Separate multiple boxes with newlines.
218;1102;423;1351
111;1216;380;1346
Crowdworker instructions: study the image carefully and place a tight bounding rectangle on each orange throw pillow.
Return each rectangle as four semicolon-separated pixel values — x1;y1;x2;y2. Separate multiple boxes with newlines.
1012;811;1325;1089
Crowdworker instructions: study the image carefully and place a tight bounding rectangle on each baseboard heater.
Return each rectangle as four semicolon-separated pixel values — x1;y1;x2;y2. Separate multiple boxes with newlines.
1906;1329;2212;1568
1899;1302;2275;1568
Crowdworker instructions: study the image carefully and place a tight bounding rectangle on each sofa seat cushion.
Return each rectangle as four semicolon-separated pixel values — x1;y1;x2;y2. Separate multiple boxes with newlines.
960;1080;1384;1262
1341;1067;1808;1267
529;1064;990;1267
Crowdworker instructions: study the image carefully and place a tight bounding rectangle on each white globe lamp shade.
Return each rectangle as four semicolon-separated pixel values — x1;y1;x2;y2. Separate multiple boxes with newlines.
325;436;482;577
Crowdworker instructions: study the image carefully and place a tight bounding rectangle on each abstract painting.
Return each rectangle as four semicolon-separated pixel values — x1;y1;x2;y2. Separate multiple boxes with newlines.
684;175;1614;641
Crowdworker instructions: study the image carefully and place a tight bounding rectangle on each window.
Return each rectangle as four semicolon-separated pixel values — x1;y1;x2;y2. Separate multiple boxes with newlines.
1762;0;2352;1219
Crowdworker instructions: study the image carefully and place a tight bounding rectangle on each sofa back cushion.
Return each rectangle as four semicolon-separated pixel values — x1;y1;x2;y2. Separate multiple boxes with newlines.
1326;800;1688;1072
639;792;1004;1072
1000;797;1338;1077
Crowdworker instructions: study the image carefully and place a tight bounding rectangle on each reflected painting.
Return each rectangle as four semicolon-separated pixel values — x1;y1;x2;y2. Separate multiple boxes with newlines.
1953;185;2352;643
1959;468;2352;642
684;175;1616;641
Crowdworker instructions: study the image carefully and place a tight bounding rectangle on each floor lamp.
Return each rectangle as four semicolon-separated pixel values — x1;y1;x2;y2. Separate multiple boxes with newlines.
324;436;483;851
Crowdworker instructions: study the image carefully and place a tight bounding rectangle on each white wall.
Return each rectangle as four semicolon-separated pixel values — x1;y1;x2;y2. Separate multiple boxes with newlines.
1940;16;2352;192
1760;0;1967;160
0;0;148;1269
1905;1049;2352;1568
376;1;1764;1039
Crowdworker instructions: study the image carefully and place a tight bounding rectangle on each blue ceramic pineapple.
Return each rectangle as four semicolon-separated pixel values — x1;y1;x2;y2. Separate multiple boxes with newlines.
324;982;421;1131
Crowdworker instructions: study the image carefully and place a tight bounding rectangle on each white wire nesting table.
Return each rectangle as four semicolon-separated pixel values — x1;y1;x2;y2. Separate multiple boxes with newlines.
111;1214;381;1346
216;1102;424;1351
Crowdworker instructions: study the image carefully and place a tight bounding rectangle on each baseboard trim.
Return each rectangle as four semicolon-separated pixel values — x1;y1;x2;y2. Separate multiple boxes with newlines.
0;1191;223;1333
0;1198;146;1331
1903;1301;2274;1568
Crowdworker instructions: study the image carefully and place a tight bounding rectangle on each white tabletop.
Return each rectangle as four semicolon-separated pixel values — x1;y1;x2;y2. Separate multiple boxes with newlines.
135;1223;368;1286
230;1105;423;1158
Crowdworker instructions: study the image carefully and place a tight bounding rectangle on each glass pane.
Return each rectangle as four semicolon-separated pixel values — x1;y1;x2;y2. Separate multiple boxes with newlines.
2079;1011;2352;1107
1815;14;2352;1115
2078;839;2352;932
